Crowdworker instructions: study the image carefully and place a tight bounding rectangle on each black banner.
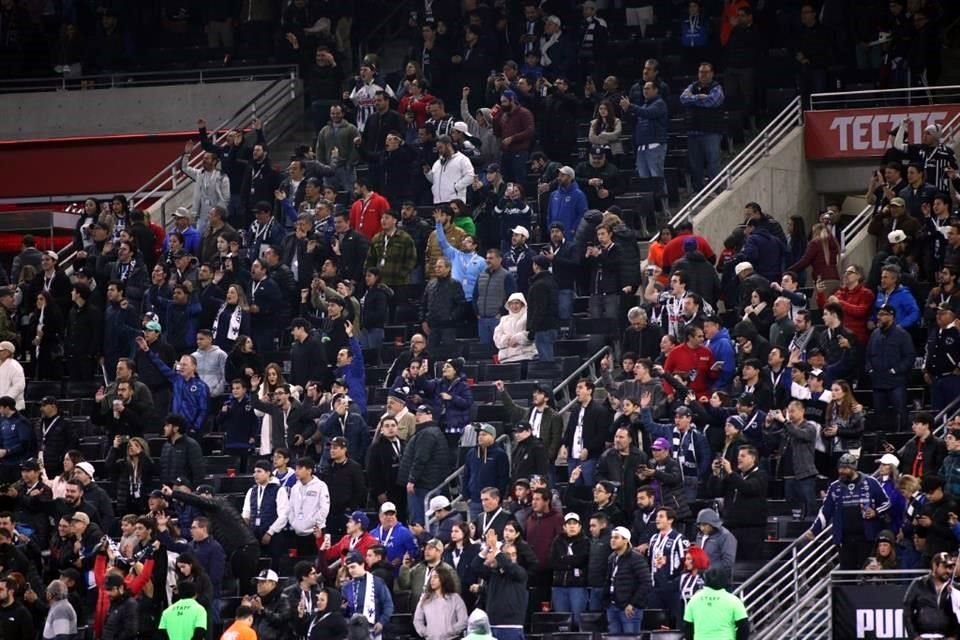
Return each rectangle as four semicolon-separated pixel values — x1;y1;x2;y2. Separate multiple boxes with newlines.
833;582;909;639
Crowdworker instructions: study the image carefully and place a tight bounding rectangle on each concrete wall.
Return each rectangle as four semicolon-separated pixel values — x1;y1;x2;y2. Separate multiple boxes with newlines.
0;81;275;139
693;127;818;247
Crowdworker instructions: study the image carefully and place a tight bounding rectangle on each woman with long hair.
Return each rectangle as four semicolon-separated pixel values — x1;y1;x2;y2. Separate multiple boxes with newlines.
253;363;298;455
873;454;906;536
105;436;156;515
500;519;540;573
588;99;624;157
30;289;65;379
173;552;214;612
823;379;864;460
443;522;480;601
47;450;84;498
868;530;901;570
448;198;476;237
212;284;252;352
413;564;469;640
787;222;841;289
225;335;262;387
679;546;710;616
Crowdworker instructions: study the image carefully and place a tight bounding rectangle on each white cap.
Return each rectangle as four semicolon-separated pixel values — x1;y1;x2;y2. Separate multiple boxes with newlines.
878;453;900;467
558;165;575;177
564;512;580;522
0;341;15;354
380;501;398;514
511;225;530;239
75;461;95;480
546;14;561;26
255;569;279;582
734;262;753;275
427;496;451;515
611;526;632;542
452;121;470;134
44;250;58;261
887;230;907;245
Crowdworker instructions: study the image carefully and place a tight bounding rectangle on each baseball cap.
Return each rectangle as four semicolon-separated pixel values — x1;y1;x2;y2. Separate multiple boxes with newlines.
737;392;755;406
939;299;960;315
876;529;896;544
558;166;575;177
344;551;364;566
104;574;125;589
330;436;348;449
652;437;671;451
478;423;497;437
511;225;530;239
734;262;753;275
589;145;608;156
682;237;698;252
70;512;90;525
380;501;398;514
20;458;40;471
564;512;580;523
611;526;631;542
533;255;551;269
349;511;369;529
877;304;896;315
837;453;859;468
887;230;907;245
485;163;501;174
452;121;470;134
889;197;906;208
514;421;532;432
255;569;279;582
878;453;900;467
387;388;408;403
925;124;943;137
195;484;215;496
0;341;15;355
416;404;433;415
427;495;451;515
145;320;162;332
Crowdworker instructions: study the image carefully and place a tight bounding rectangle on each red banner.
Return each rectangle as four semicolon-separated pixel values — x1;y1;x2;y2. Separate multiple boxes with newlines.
804;104;960;160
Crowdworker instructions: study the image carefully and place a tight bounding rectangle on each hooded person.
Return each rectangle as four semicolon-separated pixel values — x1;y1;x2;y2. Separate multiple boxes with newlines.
308;587;347;640
463;609;494;640
694;508;737;584
493;293;538;363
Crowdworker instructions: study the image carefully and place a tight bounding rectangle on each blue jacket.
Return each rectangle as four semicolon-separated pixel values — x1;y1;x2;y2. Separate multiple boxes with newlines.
706;328;736;391
149;295;201;354
215;393;258;451
370;523;419;564
342;574;394;627
424;374;474;434
436;222;486;302
547;182;588;241
639;409;713;479
103;301;139;364
680;18;709;48
812;473;891;545
879;474;907;535
463;444;510;502
871;285;921;329
148;350;210;433
865;324;916;389
164;226;201;256
0;412;34;465
627;96;668;146
737;226;785;282
336;337;367;415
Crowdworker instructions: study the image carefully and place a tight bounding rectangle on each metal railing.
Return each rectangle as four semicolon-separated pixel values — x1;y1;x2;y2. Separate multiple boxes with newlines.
0;64;297;94
734;524;838;638
551;345;613;411
934;393;960;437
665;96;803;232
808;84;960;110
424;433;512;529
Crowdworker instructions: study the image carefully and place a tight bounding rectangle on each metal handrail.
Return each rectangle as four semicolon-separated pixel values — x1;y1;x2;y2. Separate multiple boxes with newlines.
840;203;874;249
551;345;613;409
933;394;960;437
734;524;837;635
751;576;832;640
665;96;803;233
0;64;296;93
424;433;512;528
809;84;960;110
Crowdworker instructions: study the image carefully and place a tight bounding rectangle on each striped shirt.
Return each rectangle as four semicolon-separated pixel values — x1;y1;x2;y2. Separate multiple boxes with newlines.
647;528;689;585
910;143;958;192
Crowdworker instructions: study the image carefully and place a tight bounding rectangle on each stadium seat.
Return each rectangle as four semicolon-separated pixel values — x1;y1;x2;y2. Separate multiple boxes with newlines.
531;612;573;634
25;380;61;401
579;612;606;632
643;609;671;630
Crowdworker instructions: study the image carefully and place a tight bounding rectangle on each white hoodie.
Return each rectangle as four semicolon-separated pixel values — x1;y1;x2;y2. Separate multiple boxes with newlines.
494;292;538;363
427;151;475;203
287;475;330;535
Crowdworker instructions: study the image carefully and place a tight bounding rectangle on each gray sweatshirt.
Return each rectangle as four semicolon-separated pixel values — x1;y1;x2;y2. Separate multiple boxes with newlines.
43;599;77;640
192;346;228;396
413;593;469;640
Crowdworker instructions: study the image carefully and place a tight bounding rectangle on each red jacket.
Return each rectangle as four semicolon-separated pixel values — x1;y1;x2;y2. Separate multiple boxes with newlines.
323;531;378;563
787;236;840;282
663;343;716;396
661;233;716;271
816;284;875;343
493;105;535;152
399;94;436;128
350;193;389;240
524;508;564;566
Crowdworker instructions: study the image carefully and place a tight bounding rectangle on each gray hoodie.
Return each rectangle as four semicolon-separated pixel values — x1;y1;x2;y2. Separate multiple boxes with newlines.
463;609;494;640
695;508;738;583
191;346;228;396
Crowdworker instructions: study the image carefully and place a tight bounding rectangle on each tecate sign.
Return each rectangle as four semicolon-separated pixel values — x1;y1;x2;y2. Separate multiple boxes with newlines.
805;104;960;160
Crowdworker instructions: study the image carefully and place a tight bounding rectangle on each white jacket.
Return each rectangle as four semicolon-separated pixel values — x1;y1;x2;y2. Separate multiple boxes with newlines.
426;151;475;204
0;358;25;410
493;293;538;363
180;154;230;233
288;475;330;535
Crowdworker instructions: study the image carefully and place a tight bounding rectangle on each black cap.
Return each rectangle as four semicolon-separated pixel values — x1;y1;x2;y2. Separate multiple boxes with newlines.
737;392;756;406
549;222;565;232
59;568;81;584
148;489;165;498
173;477;192;489
333;377;347;388
589;145;608;156
170;249;188;260
330;436;348;449
40;395;57;406
938;299;960;315
344;551;364;566
20;458;40;471
533;255;551;269
416;404;433;414
515;421;532;432
877;304;896;315
0;286;15;297
195;484;215;496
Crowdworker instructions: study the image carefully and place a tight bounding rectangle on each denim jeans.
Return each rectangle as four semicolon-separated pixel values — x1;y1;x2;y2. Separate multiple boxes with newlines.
606;605;642;634
568;458;596;487
408;488;430;526
587;588;605;612
636;143;667;196
785;476;817;519
687;133;722;190
478;317;499;346
501;150;530;185
552;587;588;628
557;289;574;326
325;166;357;192
468;500;483;523
535;329;557;362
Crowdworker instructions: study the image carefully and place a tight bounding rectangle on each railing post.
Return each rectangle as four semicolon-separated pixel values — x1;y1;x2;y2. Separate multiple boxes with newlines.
725;168;732;190
762;131;770;157
791;545;800;631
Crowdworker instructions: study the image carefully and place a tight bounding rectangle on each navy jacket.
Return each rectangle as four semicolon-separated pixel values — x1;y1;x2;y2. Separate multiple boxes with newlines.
463;444;510;502
424;374;473;434
865;324;916;389
627;95;668;146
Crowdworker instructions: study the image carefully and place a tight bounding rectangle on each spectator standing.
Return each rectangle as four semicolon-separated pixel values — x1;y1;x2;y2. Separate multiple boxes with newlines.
540;78;579;164
549;512;590;628
682;568;750;640
526;257;559;362
241;460;290;560
585;224;628;324
434;221;485;303
621;82;668;191
924;301;960;411
287;457;330;556
398;406;453;527
646;507;689;626
158;415;204;489
138;339;209;435
866;304;916;432
493;90;535;185
898;413;946;479
472;543;528;640
349;178;389;241
767;401;818;518
547;167;587;241
494;293;537;364
680;63;725;190
474;249;516;346
421;257;465;355
564;380;609;487
723;7;762;132
463;424;510;521
605;526;651;633
425;136;475;204
0;341;25;410
707;445;768;561
693;509;737;584
412;564;468;640
425;206;466;281
180;142;231;235
315;104;359;191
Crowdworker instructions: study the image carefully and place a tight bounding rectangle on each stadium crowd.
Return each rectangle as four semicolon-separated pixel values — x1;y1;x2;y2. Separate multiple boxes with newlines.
1;0;959;639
